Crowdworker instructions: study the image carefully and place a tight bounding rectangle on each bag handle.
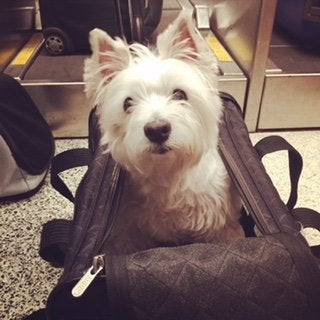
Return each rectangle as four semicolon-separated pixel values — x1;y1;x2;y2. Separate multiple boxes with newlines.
50;148;92;203
255;136;320;257
38;148;92;266
254;135;303;211
39;219;72;267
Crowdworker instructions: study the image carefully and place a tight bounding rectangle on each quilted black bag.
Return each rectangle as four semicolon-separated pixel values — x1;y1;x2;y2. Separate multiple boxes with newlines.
0;72;55;202
28;93;320;320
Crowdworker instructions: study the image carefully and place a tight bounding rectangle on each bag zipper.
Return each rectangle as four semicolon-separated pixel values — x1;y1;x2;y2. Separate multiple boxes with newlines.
91;163;125;255
71;254;105;298
219;142;269;233
219;96;283;234
70;162;124;298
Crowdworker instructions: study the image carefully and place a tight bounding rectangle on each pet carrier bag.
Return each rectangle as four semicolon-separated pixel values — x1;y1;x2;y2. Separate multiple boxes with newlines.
39;0;163;55
25;93;320;320
0;72;55;202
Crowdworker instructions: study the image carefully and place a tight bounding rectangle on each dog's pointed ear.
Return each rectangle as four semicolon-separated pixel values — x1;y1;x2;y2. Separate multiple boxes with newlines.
84;28;131;99
156;13;199;61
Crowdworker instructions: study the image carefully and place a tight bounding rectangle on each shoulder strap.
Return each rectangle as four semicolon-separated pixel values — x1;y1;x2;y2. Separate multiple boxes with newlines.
38;148;91;266
254;135;303;210
39;219;72;267
40;147;124;267
50;148;92;203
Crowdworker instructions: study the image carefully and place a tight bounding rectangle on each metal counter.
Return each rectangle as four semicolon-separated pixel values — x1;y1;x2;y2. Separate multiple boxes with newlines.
258;31;320;130
4;0;247;137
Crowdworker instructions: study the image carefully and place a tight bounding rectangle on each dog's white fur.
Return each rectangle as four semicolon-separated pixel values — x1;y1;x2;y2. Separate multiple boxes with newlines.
84;13;244;253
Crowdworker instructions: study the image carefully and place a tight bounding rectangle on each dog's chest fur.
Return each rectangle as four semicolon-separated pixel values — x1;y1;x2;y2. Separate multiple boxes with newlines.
113;150;242;251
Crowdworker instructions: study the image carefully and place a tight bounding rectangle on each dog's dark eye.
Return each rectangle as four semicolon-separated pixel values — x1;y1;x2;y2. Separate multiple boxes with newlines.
123;97;133;112
172;89;188;101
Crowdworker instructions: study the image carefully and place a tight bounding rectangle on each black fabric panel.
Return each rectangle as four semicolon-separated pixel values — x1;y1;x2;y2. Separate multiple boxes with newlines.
0;72;54;174
107;234;320;320
106;255;136;320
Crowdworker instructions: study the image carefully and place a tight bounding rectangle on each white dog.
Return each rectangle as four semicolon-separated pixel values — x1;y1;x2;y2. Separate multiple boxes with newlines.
84;13;244;253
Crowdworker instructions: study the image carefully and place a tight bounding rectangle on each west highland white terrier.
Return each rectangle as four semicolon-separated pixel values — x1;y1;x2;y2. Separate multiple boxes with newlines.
84;13;244;253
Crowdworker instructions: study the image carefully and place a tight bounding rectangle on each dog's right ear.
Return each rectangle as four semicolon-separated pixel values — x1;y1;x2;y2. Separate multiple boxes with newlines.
84;28;131;100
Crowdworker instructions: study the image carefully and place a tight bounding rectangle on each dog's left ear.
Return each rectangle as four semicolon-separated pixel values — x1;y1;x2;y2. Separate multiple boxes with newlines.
84;28;131;99
156;13;199;61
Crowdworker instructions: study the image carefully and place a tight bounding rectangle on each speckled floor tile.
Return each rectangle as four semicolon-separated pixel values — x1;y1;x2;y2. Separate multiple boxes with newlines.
0;138;87;320
0;132;319;320
249;131;320;213
250;131;320;246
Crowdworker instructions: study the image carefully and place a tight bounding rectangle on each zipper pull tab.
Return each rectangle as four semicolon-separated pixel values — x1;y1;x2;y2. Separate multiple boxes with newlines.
71;255;105;298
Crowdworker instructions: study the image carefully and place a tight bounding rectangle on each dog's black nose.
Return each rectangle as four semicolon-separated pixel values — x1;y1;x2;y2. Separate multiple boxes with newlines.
144;120;171;144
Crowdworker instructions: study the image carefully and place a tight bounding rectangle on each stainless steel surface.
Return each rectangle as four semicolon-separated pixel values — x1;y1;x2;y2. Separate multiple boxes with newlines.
4;33;43;79
209;0;262;75
4;0;318;135
258;73;320;129
9;6;35;31
154;0;193;35
24;82;90;138
208;0;278;131
186;0;247;108
218;76;247;108
0;34;29;71
258;32;320;130
194;5;210;29
244;0;278;132
0;0;36;70
199;29;247;107
2;0;247;137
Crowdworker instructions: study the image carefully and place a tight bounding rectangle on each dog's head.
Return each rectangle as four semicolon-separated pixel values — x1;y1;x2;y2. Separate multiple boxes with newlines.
84;13;222;176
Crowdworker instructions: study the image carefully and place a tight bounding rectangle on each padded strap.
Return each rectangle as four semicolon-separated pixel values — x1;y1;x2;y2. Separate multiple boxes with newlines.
39;219;72;267
50;148;91;203
254;135;303;210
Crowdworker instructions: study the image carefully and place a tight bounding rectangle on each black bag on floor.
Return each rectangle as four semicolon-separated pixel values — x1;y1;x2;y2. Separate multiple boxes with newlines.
0;72;55;202
39;0;163;55
29;93;320;320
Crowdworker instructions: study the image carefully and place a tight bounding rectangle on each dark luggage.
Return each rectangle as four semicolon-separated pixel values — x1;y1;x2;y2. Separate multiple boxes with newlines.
24;93;320;320
39;0;163;55
0;72;54;201
276;0;320;46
